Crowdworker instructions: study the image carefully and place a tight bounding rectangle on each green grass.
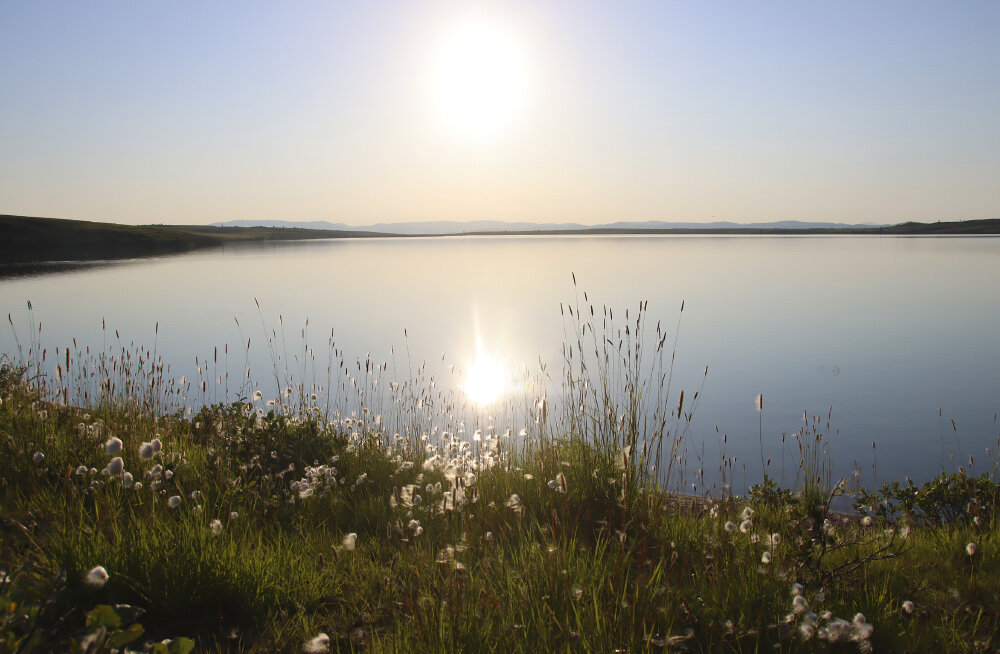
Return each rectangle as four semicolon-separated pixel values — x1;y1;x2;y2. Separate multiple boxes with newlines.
1;353;998;654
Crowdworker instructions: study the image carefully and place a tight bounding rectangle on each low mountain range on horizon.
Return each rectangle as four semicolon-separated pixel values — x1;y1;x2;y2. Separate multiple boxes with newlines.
212;219;883;235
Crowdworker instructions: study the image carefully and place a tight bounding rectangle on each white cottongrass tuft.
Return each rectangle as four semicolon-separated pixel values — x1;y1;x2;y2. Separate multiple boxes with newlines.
902;600;915;614
792;594;809;614
966;542;978;557
105;437;122;455
230;511;239;520
723;521;735;532
210;519;223;537
302;632;331;653
106;457;124;476
84;565;109;588
819;618;852;642
167;495;182;509
761;551;772;564
122;471;133;487
139;442;155;459
151;437;162;453
341;533;357;551
75;465;89;475
739;520;752;534
741;506;754;521
33;451;44;464
133;482;143;491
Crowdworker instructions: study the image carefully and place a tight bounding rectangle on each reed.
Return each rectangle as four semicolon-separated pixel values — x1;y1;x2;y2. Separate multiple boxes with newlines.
1;292;998;652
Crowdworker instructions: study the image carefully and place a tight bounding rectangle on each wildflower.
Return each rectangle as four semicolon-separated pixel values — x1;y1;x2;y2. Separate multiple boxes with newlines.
572;585;583;599
33;451;44;464
861;515;873;527
413;526;424;537
408;519;420;531
75;465;88;475
799;624;815;640
253;390;262;401
741;506;754;521
210;519;223;536
966;542;978;557
723;521;735;532
484;531;494;542
122;472;133;487
506;494;521;508
105;436;123;455
341;533;357;551
167;495;182;508
139;442;155;459
151;437;162;453
192;504;203;515
303;632;331;653
819;618;852;642
792;594;809;614
230;511;239;520
739;519;752;534
768;533;781;546
106;457;124;476
761;551;771;564
850;613;873;641
133;482;143;491
902;600;914;614
84;565;109;588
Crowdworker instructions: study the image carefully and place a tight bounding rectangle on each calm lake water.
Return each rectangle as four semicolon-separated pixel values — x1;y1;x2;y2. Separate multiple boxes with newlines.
3;234;999;493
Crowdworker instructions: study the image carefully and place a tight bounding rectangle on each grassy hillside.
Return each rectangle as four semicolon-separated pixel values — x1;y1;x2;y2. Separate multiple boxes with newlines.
0;216;392;267
0;215;220;264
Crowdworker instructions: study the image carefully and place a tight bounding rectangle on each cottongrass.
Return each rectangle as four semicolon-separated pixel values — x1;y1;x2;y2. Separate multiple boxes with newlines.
105;436;122;455
84;565;109;588
106;456;124;476
302;632;330;653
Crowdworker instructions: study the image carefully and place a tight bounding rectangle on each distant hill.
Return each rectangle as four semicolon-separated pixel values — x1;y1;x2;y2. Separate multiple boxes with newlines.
0;215;386;267
213;218;883;234
0;214;219;264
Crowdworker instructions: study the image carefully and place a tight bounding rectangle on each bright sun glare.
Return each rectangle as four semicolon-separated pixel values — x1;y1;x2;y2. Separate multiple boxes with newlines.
464;351;508;405
429;16;529;143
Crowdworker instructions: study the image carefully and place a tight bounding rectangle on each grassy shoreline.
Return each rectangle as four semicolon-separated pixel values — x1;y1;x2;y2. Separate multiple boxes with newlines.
1;356;998;652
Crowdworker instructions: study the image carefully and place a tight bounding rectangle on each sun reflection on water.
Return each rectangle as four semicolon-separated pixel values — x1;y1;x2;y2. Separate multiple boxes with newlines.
463;350;508;405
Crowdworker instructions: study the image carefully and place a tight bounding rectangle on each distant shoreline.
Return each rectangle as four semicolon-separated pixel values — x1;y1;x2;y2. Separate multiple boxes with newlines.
2;214;999;268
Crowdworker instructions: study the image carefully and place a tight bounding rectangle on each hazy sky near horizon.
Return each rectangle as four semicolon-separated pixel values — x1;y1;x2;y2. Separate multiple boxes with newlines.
2;1;998;226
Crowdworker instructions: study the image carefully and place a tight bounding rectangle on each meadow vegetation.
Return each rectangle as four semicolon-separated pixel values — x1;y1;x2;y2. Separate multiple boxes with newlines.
1;295;998;652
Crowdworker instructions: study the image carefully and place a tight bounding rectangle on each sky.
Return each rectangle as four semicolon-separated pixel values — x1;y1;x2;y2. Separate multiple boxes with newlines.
1;1;998;226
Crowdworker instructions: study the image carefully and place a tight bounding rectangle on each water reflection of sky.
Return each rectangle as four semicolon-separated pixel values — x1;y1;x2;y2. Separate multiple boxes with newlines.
2;235;999;492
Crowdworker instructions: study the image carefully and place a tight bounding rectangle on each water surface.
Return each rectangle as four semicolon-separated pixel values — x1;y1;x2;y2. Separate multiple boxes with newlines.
3;234;998;492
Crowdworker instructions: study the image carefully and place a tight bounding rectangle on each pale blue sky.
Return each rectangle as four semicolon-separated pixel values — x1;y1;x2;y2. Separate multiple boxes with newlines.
1;1;998;225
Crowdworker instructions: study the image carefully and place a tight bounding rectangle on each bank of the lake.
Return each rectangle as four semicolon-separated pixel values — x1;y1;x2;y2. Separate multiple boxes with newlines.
1;362;997;652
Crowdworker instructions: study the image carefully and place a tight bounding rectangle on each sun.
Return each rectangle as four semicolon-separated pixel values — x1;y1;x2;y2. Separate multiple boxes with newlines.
429;16;529;144
463;351;508;406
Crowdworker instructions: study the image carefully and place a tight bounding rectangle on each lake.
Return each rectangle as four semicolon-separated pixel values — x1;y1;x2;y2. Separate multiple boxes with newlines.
2;234;999;494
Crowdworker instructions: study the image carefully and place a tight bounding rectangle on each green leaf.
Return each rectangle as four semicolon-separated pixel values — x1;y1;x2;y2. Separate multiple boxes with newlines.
168;636;196;654
86;604;121;629
108;622;144;648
